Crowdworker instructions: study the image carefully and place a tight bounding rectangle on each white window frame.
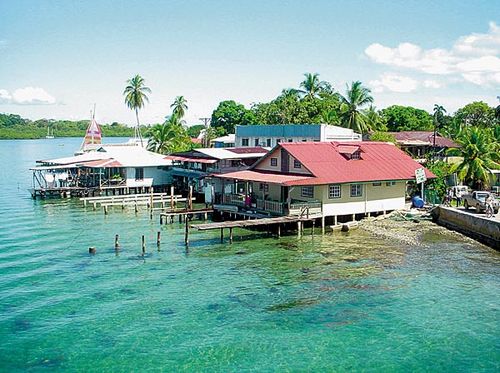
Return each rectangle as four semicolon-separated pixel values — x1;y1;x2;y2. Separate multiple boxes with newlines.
350;184;363;197
386;181;396;186
329;184;341;199
293;159;302;169
270;157;278;167
301;186;314;198
242;138;249;146
372;182;382;187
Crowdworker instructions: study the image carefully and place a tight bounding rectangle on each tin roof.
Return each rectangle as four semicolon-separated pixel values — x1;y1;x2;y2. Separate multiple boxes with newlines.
389;131;459;148
216;141;435;185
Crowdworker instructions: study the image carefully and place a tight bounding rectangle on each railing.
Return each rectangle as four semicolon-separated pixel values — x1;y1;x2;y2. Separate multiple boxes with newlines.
223;193;245;206
256;199;284;214
289;201;322;216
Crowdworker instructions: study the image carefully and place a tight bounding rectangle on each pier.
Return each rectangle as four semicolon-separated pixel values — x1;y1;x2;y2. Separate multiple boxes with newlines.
187;215;318;244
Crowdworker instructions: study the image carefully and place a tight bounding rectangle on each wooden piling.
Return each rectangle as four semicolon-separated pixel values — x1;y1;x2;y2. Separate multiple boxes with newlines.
277;224;281;238
297;221;301;238
312;220;315;236
104;205;108;215
170;186;174;209
141;235;145;255
89;247;96;254
188;185;193;210
321;216;325;234
220;228;224;243
157;231;161;247
184;217;189;245
229;227;233;244
114;234;120;249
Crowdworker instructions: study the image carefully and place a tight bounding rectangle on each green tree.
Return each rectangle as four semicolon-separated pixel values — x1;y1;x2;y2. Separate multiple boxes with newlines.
123;74;151;145
369;131;396;143
452;126;500;189
147;115;192;154
364;105;387;131
380;105;433;131
211;100;255;134
432;104;447;149
171;96;188;119
298;73;331;99
454;101;494;128
338;81;374;134
187;124;205;138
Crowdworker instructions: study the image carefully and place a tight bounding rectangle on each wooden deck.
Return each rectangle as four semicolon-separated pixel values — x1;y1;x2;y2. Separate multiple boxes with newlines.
185;214;320;244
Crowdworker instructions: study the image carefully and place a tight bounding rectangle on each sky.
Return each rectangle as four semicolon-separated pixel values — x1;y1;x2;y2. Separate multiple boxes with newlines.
0;0;499;126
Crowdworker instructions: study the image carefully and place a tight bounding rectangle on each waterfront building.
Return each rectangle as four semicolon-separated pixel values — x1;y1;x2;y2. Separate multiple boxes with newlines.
165;147;268;195
31;144;172;197
211;134;235;148
235;124;362;148
211;141;434;223
388;131;459;162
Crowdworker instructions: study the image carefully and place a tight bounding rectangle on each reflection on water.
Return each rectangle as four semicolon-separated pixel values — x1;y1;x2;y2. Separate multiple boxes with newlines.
0;138;499;371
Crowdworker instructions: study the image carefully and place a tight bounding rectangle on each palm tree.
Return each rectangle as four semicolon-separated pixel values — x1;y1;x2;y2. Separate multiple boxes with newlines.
339;81;374;134
147;114;192;154
433;104;447;149
299;73;329;99
123;75;151;146
452;126;499;189
171;96;188;119
363;105;386;131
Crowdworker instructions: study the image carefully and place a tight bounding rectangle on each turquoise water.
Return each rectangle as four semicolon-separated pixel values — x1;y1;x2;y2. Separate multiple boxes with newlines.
0;138;499;372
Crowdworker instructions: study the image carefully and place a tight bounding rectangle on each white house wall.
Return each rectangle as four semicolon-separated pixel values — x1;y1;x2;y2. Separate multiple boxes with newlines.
125;167;172;187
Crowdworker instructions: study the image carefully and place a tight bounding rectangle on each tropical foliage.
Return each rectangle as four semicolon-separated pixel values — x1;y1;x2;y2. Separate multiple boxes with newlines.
452;126;499;189
0;114;134;139
338;81;374;134
146;115;192;154
171;96;188;120
123;74;151;143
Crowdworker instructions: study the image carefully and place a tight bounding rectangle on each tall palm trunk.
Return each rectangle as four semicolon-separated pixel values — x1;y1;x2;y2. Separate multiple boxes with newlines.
135;107;143;146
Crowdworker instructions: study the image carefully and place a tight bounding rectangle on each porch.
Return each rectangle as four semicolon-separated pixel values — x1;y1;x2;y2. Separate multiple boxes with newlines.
221;193;322;217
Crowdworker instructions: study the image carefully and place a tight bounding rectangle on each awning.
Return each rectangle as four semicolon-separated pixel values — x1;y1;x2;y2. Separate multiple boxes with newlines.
213;170;314;185
166;155;218;164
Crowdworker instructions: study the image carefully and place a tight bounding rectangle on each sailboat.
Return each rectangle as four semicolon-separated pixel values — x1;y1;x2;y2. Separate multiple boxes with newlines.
77;105;102;153
46;126;55;139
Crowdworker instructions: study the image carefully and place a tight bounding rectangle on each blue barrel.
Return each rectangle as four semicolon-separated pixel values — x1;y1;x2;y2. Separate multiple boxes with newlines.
412;196;425;208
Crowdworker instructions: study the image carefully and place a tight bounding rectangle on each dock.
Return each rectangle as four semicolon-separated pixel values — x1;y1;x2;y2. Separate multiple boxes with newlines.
187;215;318;244
160;208;213;224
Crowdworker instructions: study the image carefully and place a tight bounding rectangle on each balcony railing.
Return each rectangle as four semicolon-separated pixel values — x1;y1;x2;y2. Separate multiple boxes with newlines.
222;193;321;216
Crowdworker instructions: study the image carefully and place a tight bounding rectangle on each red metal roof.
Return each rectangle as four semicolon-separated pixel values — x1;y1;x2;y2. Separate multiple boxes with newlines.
217;141;435;185
337;145;360;154
216;170;313;185
389;131;459;148
165;155;218;164
227;147;268;154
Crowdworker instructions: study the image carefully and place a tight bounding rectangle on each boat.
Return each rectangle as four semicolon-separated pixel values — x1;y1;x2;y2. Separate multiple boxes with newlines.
45;127;54;139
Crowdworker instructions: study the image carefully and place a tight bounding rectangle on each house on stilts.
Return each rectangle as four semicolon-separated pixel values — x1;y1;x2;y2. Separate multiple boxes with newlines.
209;141;435;228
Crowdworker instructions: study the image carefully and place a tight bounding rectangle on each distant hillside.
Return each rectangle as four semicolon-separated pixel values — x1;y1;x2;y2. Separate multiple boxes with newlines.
0;113;135;139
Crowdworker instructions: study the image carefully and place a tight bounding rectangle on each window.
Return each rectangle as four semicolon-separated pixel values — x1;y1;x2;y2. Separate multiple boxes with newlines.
350;184;362;197
351;151;361;160
329;184;341;199
372;182;382;187
270;158;278;167
259;183;269;192
276;138;282;144
386;181;396;186
135;167;144;180
302;139;307;142
301;186;314;198
254;138;260;147
242;138;249;146
293;160;302;169
288;139;293;142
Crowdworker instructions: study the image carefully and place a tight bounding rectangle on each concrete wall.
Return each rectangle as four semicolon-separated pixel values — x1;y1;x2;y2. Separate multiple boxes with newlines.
432;206;500;250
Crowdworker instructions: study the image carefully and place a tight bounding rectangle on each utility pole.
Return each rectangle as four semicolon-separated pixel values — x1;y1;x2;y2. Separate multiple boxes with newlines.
199;117;211;147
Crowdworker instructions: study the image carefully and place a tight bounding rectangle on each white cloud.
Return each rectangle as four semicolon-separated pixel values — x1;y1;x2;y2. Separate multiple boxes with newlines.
0;87;56;105
369;73;419;93
365;22;500;87
0;89;12;104
422;80;441;89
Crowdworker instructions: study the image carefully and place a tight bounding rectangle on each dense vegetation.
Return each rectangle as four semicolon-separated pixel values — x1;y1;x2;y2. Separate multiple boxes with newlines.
0;114;134;139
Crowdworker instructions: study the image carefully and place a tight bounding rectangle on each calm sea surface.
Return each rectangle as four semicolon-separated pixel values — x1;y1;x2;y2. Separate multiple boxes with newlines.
0;138;498;372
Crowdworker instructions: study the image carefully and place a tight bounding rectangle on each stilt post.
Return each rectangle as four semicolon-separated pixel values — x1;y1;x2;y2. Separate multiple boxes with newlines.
115;234;120;249
141;235;145;255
